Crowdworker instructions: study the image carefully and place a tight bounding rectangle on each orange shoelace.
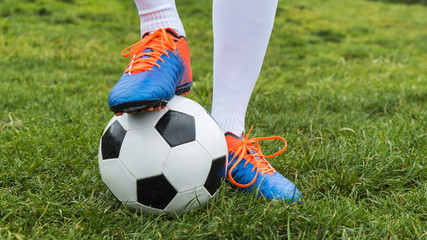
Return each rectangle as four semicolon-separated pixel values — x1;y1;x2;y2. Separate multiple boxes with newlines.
228;126;288;188
121;29;181;75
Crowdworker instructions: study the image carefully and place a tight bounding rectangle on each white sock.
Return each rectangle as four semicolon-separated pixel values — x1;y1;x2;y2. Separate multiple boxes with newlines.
134;0;185;37
211;0;278;135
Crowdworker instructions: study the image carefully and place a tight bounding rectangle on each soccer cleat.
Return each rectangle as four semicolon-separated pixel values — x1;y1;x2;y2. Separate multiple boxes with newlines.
108;28;192;115
225;126;301;203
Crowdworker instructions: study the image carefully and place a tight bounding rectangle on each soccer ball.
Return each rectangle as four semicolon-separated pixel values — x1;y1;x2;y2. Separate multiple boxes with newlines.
98;96;227;215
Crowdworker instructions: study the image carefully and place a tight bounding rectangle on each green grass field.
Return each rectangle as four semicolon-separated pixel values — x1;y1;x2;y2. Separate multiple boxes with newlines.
1;0;426;239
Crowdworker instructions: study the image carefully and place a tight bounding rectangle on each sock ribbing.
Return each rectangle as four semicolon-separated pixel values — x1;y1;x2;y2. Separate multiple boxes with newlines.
134;0;185;37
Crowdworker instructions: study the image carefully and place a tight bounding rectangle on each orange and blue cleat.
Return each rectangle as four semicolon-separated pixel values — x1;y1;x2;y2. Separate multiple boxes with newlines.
225;126;301;203
108;28;192;115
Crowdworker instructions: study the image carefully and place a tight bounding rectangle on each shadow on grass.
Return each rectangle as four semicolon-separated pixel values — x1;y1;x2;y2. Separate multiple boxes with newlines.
367;0;427;5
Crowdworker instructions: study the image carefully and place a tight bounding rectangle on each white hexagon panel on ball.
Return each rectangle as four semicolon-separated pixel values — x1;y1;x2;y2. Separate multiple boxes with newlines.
164;187;212;215
163;141;212;192
118;109;169;131
125;201;164;216
119;127;170;180
98;158;137;203
166;96;208;117
194;114;228;160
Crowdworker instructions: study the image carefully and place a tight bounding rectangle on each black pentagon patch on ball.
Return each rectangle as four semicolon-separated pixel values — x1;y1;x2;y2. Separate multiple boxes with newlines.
204;156;227;196
155;110;195;147
101;120;127;160
137;175;178;210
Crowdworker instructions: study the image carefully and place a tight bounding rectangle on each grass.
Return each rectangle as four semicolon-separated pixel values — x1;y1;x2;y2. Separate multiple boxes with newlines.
1;0;426;239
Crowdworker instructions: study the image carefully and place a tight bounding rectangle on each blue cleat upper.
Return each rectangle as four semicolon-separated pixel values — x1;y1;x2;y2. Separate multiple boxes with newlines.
108;29;192;113
108;55;184;106
225;130;301;203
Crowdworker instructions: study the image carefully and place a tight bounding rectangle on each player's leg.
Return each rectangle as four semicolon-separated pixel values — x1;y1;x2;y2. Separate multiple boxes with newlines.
108;0;192;115
211;0;301;202
211;0;278;136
